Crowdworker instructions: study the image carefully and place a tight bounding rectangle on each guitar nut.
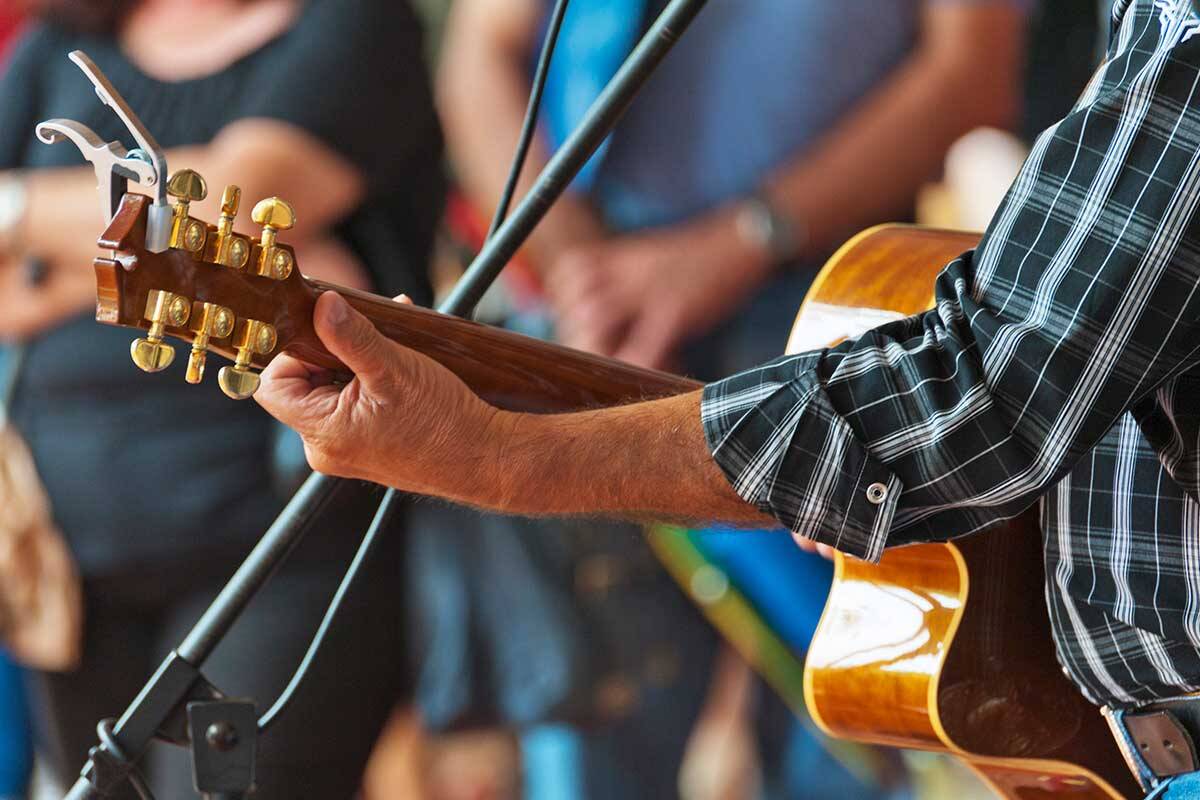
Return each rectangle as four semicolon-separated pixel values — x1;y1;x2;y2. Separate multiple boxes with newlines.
866;482;889;505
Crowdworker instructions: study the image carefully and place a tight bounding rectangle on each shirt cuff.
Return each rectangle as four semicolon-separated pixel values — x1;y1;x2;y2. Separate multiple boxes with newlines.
701;370;902;563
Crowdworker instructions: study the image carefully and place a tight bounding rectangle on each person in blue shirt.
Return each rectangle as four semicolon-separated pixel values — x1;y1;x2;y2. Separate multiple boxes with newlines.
437;0;1027;797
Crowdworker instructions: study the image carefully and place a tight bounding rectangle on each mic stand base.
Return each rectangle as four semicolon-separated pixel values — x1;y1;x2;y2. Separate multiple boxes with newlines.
65;652;221;799
187;699;257;798
63;656;259;800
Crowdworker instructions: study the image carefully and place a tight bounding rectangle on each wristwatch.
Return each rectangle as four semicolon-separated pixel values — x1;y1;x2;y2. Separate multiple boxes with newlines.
735;190;803;264
0;176;28;258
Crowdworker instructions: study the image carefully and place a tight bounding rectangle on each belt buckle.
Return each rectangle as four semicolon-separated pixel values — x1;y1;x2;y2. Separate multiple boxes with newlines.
1102;706;1149;784
1111;704;1200;779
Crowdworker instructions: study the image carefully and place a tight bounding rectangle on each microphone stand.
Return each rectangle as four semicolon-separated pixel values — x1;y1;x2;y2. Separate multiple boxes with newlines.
63;0;709;796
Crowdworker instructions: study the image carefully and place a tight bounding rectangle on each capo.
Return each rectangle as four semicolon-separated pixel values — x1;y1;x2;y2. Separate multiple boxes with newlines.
34;51;173;252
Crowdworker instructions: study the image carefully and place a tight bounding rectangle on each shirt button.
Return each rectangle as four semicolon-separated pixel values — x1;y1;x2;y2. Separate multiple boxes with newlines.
866;483;889;505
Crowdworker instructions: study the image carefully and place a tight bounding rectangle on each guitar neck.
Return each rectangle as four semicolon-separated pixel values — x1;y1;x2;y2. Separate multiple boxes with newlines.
92;194;698;411
292;280;702;413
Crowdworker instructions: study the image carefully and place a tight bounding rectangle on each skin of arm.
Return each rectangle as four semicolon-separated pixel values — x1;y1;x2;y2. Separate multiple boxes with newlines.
255;291;782;529
543;2;1026;367
762;3;1025;250
0;118;368;339
436;0;606;271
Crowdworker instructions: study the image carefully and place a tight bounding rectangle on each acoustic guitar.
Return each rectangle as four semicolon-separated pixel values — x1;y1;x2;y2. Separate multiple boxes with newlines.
798;226;1140;800
93;184;1137;798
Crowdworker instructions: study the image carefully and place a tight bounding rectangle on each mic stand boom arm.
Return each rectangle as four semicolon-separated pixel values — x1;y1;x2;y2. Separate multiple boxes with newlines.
63;0;709;796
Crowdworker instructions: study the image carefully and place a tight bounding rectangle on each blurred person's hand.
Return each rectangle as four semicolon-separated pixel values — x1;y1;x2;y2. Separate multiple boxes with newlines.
545;209;771;370
678;695;761;800
0;255;93;341
679;648;761;800
793;536;840;561
422;729;521;800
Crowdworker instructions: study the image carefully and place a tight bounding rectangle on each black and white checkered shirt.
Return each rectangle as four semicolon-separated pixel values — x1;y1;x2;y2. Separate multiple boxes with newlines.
702;0;1200;708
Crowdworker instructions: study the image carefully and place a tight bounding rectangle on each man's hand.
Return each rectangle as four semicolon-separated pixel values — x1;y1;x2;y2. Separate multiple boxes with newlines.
255;292;503;501
257;292;783;533
545;208;771;369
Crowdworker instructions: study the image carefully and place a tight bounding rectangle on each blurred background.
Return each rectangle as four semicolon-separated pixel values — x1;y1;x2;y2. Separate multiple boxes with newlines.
0;1;1115;799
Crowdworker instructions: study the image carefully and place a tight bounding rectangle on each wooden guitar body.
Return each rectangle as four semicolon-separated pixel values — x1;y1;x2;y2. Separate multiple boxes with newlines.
798;226;1140;799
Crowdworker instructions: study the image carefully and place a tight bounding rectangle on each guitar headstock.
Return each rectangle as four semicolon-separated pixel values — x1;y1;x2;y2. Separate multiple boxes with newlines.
97;188;328;400
37;50;345;401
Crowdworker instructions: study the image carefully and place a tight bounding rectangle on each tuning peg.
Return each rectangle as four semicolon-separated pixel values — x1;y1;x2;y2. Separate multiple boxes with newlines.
167;169;209;253
251;197;296;280
218;318;277;400
220;184;240;217
185;302;236;384
213;185;251;269
130;289;191;373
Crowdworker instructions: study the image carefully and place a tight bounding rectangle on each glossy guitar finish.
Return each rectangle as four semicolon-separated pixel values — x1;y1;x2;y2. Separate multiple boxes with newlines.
96;194;699;412
798;226;1139;799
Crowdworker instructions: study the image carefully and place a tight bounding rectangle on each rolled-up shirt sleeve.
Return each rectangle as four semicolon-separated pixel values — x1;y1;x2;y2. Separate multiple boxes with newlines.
703;353;904;562
702;0;1200;561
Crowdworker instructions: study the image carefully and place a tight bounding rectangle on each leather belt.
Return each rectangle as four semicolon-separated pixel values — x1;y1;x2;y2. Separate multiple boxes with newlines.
1109;698;1200;779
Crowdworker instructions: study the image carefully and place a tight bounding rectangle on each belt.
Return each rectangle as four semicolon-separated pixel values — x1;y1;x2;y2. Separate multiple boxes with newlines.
1106;697;1200;780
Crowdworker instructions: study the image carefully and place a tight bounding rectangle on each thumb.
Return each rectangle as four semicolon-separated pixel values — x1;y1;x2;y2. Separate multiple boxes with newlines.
314;292;393;389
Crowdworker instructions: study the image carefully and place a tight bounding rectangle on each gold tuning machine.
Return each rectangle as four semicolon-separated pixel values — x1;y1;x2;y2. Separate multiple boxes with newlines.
185;302;236;384
218;318;277;400
131;290;191;373
251;197;296;280
213;186;252;270
167;169;209;254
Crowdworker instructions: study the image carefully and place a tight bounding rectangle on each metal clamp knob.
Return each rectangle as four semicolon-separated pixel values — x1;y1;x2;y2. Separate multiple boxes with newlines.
130;289;190;373
217;319;277;400
167;169;208;253
251;197;296;280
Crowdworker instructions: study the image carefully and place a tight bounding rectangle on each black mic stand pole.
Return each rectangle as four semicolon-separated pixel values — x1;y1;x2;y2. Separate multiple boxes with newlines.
64;0;709;796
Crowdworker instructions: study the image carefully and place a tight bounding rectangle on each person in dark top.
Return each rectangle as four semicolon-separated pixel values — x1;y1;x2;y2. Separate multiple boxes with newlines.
0;1;444;797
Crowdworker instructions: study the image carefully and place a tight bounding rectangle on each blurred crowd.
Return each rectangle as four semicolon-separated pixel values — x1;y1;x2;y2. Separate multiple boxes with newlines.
0;1;1114;799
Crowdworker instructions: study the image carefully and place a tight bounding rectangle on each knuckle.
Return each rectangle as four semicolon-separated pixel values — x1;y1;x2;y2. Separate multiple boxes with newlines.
305;433;347;475
350;323;375;355
304;443;331;474
319;435;349;466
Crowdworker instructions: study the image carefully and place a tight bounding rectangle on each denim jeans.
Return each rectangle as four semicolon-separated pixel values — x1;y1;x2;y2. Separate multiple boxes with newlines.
1110;708;1200;799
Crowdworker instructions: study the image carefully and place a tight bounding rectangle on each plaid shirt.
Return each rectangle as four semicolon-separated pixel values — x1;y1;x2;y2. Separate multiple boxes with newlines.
702;0;1200;708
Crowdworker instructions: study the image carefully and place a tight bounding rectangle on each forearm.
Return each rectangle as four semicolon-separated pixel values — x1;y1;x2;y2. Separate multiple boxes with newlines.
7;119;366;334
23;121;361;262
0;229;365;340
482;390;772;525
764;6;1024;255
0;254;95;340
